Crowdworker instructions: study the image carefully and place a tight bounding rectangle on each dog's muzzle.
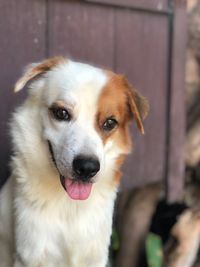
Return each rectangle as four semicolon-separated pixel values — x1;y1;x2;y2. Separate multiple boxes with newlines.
47;141;98;200
47;140;100;182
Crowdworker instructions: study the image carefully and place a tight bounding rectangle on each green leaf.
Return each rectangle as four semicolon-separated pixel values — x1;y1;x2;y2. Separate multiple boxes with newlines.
145;232;163;267
111;227;120;251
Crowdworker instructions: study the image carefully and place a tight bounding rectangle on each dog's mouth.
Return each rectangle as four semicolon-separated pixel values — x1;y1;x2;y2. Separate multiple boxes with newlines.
60;175;93;200
48;141;93;200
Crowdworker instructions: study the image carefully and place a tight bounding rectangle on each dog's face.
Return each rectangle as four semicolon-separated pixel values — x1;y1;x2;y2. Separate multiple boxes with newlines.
15;57;149;200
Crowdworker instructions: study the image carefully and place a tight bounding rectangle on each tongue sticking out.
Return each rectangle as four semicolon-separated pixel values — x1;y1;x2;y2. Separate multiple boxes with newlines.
64;178;93;200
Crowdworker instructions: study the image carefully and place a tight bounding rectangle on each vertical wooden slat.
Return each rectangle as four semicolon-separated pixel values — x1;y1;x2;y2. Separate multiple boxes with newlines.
0;0;46;187
167;1;186;202
114;10;169;189
48;0;115;68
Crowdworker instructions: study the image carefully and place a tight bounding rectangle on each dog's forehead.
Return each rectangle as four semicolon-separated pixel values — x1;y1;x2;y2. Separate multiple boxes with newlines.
45;60;108;105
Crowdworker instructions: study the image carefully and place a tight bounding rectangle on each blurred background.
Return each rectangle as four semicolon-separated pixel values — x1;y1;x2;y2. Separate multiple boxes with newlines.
1;0;200;266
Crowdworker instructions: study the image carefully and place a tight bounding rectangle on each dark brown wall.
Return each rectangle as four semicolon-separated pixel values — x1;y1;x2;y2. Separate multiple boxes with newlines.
0;0;186;201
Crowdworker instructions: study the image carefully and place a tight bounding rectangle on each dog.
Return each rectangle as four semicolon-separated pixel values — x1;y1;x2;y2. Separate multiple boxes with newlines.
0;57;149;267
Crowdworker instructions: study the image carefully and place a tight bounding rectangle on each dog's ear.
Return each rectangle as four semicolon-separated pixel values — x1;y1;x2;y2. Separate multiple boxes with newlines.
14;56;66;92
124;78;149;134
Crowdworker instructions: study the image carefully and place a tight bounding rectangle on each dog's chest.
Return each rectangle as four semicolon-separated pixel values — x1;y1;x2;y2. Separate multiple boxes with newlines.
29;196;114;266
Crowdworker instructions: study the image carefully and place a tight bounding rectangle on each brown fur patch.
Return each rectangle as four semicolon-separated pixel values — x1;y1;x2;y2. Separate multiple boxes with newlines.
96;70;149;148
95;72;132;150
51;100;67;109
14;56;66;92
33;56;66;74
96;71;149;185
113;155;126;185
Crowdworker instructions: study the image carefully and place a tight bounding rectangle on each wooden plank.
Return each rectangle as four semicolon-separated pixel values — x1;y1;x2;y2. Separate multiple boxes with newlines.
167;1;187;202
0;0;46;187
48;0;115;68
114;10;169;189
85;0;168;12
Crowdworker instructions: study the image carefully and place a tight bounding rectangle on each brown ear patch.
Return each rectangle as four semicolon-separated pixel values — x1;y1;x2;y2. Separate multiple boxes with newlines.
14;56;66;92
123;77;149;134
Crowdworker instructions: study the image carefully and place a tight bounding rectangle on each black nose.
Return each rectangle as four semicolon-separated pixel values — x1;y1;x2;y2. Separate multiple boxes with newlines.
73;156;100;181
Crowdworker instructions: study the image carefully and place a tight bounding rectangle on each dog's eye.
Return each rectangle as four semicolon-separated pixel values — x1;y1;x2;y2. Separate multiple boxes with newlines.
50;107;71;121
102;118;118;132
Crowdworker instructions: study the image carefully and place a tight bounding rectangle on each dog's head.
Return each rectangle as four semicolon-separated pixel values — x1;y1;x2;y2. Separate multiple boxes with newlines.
14;57;149;200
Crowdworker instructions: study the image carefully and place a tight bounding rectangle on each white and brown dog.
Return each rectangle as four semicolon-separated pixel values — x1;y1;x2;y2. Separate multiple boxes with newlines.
0;57;149;267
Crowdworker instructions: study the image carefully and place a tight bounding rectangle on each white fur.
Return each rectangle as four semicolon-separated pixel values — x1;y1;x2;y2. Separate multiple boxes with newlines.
0;60;129;267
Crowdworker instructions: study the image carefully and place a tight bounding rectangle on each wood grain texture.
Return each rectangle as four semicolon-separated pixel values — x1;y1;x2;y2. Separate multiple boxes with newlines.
85;0;168;12
167;1;187;202
115;10;169;189
0;0;46;187
48;0;115;68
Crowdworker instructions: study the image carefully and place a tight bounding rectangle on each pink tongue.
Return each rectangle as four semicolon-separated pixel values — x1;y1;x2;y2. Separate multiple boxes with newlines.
64;178;93;200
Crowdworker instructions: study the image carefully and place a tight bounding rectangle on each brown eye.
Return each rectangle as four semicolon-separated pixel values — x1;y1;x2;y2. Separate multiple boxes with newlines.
102;118;118;132
50;107;71;121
